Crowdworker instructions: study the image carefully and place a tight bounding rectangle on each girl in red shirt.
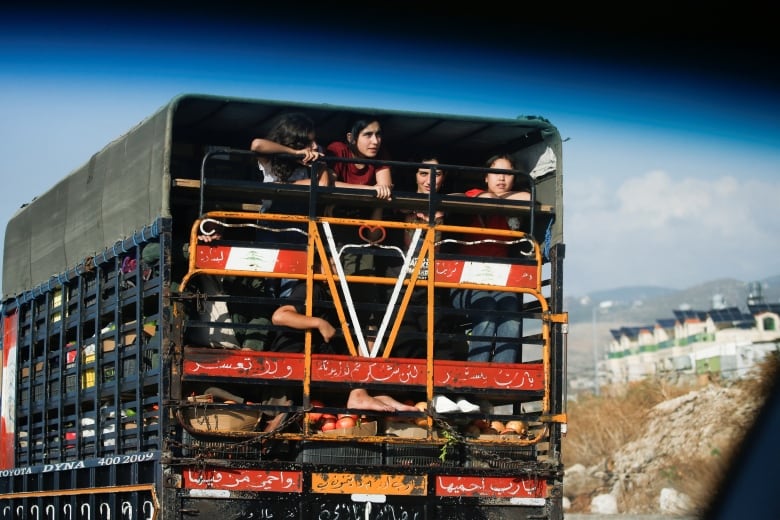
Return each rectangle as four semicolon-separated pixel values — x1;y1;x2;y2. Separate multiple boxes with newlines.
450;154;530;364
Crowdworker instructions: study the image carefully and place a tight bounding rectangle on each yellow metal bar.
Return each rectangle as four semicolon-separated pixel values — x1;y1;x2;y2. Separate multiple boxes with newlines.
548;312;569;323
311;225;360;357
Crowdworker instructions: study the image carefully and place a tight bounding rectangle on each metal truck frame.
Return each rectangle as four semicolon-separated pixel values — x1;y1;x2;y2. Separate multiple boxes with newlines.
0;94;567;519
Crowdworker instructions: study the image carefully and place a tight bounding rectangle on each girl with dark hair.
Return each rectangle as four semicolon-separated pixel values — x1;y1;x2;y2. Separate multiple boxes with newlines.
326;117;393;199
250;112;324;185
449;153;530;365
324;117;393;279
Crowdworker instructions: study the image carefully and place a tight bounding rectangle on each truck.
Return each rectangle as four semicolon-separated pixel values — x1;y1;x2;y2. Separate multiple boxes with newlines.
0;93;567;519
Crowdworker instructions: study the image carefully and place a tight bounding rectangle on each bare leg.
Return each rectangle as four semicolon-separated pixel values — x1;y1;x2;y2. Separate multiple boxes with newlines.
375;395;419;412
347;389;395;412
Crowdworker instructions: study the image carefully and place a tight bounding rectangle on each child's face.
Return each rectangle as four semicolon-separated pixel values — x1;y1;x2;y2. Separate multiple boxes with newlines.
484;157;515;196
416;159;444;194
353;121;382;158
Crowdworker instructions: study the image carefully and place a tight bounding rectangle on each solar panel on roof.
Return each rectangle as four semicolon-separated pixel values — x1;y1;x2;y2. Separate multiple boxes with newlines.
749;303;780;315
709;307;744;323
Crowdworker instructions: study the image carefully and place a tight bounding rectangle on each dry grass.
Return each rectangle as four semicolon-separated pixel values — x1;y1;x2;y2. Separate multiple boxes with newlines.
563;354;779;514
563;378;694;468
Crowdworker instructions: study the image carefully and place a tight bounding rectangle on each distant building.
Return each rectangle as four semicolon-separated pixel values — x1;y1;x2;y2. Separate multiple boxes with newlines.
599;301;780;386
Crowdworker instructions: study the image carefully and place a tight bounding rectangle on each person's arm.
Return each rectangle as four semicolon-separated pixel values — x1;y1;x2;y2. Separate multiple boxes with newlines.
330;180;393;200
272;305;336;343
291;167;335;187
375;166;392;187
476;190;530;201
198;221;224;242
250;138;322;165
504;190;531;200
373;166;394;199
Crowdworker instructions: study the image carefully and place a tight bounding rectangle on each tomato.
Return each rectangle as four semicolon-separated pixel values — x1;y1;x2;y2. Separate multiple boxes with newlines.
308;400;325;422
336;416;357;430
320;420;337;432
471;419;490;431
414;416;428;427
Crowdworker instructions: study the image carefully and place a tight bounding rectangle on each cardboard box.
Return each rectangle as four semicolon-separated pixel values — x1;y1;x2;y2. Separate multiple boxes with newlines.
319;421;378;437
101;321;157;353
384;421;428;439
102;331;135;353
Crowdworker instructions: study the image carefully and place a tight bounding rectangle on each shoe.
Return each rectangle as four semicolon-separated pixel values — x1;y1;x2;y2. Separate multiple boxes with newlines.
432;395;459;413
456;398;481;413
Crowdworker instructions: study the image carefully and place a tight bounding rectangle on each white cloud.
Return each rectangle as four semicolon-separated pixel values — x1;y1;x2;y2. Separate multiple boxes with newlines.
565;169;780;295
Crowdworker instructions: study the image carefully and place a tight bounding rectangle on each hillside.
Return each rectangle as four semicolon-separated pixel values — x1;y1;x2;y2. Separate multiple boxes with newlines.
563;356;779;516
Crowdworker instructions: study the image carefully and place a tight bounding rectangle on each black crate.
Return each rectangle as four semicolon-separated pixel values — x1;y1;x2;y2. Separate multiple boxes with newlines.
385;442;462;467
182;437;264;460
300;441;382;465
465;443;537;468
33;384;44;402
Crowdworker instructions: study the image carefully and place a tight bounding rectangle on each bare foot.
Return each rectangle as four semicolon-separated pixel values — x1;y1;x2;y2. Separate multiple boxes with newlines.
375;395;419;412
347;389;394;412
263;412;287;433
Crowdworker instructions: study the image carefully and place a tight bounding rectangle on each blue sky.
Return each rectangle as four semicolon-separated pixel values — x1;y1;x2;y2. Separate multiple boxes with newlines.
1;7;778;299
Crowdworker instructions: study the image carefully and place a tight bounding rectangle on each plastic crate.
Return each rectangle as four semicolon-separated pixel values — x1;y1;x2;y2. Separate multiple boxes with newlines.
65;374;77;393
385;442;462;467
182;436;264;460
464;443;537;468
33;384;45;401
81;368;95;389
81;353;96;389
300;441;382;465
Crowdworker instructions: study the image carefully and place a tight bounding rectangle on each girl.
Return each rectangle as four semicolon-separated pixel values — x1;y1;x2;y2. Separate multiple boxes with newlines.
325;117;393;276
326;117;393;199
450;154;530;364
